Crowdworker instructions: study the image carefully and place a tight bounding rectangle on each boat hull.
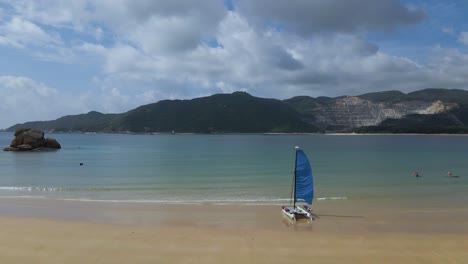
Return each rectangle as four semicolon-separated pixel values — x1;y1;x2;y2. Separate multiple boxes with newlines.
281;206;312;221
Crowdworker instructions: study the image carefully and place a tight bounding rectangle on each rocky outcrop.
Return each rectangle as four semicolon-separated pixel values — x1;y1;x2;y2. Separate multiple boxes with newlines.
3;128;61;151
44;137;61;149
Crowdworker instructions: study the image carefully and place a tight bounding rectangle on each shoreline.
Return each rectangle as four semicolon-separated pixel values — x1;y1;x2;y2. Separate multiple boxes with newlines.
2;131;468;136
325;132;468;136
0;196;467;234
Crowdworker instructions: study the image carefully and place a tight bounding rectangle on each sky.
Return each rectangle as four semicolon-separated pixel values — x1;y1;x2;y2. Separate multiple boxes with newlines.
1;0;468;128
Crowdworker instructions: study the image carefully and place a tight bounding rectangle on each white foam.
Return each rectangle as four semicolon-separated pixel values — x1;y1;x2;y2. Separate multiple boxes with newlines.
0;186;62;192
316;196;348;201
59;198;292;204
0;187;347;204
0;196;46;199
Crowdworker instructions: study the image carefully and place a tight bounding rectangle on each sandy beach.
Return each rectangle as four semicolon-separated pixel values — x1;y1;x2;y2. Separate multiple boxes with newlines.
0;198;467;264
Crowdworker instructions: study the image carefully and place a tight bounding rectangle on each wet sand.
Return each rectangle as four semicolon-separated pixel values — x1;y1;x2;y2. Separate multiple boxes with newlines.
0;198;467;263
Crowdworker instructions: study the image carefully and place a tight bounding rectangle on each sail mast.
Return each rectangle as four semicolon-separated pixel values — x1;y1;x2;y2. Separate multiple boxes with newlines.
293;146;299;208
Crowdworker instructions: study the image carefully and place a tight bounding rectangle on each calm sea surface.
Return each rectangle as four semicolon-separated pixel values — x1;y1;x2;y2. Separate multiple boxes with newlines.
0;132;467;204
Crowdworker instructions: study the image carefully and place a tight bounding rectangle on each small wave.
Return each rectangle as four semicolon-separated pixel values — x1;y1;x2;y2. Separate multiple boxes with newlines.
0;186;63;192
0;195;46;199
0;195;290;205
60;198;292;204
0;187;347;203
316;196;348;201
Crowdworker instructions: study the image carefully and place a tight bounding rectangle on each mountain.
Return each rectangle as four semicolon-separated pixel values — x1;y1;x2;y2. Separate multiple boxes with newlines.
6;89;468;134
7;111;119;132
104;91;317;133
7;92;317;133
285;88;468;133
352;89;468;133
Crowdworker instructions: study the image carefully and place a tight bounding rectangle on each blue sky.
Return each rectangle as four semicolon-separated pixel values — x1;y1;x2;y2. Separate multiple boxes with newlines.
1;0;468;128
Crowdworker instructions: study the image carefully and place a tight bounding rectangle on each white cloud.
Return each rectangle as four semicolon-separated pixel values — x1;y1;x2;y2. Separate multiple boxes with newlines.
425;48;468;85
75;11;468;100
0;76;86;128
0;17;62;48
441;27;455;36
0;35;21;48
2;0;90;29
0;0;468;127
4;0;226;53
123;1;226;54
459;32;468;45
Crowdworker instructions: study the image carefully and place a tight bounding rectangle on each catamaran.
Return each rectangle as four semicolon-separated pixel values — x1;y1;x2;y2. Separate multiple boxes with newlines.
282;146;315;222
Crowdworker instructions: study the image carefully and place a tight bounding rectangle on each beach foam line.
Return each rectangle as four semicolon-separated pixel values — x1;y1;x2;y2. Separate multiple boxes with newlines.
0;187;349;203
316;196;348;201
0;187;63;192
0;186;181;192
57;197;348;204
0;195;46;199
59;198;293;204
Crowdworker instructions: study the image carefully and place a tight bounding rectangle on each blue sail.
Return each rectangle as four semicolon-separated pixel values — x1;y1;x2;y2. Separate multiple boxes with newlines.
295;150;314;204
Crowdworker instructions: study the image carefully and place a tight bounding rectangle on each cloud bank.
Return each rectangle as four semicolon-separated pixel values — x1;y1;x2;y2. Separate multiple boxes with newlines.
0;0;468;128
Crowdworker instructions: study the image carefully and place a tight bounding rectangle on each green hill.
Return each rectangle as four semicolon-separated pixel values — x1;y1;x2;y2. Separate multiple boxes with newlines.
358;88;468;104
405;88;468;103
6;89;468;134
8;111;119;132
358;90;406;103
108;92;316;133
7;92;317;133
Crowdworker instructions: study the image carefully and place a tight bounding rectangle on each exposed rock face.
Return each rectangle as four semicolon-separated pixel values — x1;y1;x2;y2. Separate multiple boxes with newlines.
3;128;61;151
305;97;459;131
415;100;458;115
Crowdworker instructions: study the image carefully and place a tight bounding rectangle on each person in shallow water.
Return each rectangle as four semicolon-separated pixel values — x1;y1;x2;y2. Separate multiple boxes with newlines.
412;172;421;177
447;171;453;177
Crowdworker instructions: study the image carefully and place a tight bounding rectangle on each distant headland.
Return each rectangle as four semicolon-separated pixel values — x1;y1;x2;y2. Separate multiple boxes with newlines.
4;88;468;134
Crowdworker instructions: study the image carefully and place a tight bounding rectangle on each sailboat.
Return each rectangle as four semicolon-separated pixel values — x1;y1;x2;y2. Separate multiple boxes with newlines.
281;146;315;222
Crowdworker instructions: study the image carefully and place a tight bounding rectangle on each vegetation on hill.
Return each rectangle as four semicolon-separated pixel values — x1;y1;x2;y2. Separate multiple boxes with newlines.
8;111;118;132
353;107;468;134
7;92;316;133
358;90;406;103
405;89;468;103
358;89;468;104
6;89;468;134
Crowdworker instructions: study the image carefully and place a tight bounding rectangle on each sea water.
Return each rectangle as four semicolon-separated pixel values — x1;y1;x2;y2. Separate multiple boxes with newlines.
0;132;467;204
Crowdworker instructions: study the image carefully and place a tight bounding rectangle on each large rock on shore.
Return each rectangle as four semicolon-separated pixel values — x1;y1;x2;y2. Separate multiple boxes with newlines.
3;128;61;151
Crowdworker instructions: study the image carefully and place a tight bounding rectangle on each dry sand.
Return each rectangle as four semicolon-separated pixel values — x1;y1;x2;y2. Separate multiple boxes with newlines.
0;198;467;263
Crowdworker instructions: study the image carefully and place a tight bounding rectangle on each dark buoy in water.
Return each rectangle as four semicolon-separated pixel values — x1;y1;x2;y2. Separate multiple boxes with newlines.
80;162;83;166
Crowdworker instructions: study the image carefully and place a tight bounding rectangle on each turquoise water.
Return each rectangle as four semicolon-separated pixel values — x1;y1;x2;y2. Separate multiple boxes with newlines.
0;132;467;204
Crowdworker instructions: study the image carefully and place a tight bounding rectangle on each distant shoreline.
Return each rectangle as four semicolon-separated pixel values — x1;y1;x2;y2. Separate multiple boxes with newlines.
324;133;468;136
1;130;468;136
